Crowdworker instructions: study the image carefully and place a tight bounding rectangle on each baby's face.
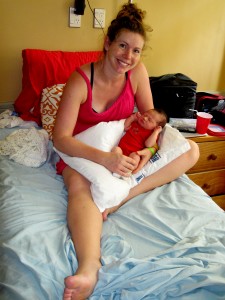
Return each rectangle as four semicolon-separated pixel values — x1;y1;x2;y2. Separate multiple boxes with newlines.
137;110;161;130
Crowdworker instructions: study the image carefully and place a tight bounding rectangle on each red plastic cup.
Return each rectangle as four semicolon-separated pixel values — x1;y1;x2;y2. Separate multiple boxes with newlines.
196;112;213;134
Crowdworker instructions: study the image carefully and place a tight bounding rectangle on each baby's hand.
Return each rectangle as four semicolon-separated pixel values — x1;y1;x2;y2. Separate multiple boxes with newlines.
155;126;162;133
124;112;139;131
135;111;142;118
133;148;152;174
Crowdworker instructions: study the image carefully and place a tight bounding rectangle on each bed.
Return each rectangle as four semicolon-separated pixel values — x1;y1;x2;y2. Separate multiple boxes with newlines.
0;50;225;300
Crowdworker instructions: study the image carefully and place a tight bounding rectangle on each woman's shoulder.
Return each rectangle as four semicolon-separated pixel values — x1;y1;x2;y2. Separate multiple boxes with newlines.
67;62;91;85
129;62;149;93
73;62;91;81
131;61;148;78
79;62;91;73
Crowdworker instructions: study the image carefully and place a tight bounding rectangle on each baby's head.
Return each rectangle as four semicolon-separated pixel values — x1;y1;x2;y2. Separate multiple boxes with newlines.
138;108;167;130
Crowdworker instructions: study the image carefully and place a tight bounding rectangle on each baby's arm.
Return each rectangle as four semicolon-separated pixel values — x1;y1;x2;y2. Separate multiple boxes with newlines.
124;112;139;131
133;126;162;174
145;126;162;148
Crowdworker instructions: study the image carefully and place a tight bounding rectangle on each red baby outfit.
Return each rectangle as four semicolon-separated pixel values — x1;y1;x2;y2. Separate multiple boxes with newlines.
118;122;153;156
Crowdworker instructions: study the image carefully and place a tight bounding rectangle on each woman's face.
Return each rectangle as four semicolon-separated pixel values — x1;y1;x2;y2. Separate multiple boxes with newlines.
105;30;145;74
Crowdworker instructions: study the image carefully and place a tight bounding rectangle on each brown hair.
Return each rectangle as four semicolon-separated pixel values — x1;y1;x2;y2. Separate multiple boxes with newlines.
106;3;152;46
153;108;168;127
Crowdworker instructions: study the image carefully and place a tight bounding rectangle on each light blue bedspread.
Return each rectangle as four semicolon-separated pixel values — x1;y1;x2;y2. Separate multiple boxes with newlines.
0;128;225;300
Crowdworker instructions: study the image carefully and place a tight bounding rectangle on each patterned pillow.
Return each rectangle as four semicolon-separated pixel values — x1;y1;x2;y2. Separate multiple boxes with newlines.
40;84;65;139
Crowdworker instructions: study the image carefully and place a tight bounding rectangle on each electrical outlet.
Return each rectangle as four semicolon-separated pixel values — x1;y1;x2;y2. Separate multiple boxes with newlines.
93;8;105;28
69;7;81;28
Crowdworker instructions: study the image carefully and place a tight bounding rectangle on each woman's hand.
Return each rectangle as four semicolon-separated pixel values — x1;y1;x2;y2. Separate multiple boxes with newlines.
102;152;136;177
132;148;152;174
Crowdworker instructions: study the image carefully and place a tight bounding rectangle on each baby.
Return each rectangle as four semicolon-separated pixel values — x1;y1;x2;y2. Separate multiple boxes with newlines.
112;108;167;172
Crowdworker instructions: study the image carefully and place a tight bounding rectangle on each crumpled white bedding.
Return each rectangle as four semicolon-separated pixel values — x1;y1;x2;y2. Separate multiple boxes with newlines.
0;109;38;129
0;127;49;167
55;120;191;212
0;109;24;128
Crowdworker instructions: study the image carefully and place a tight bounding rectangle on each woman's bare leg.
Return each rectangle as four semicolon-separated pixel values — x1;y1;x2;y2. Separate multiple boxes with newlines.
62;167;102;300
103;140;199;220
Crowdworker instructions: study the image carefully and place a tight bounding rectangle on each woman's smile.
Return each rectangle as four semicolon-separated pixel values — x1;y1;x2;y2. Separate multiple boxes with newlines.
117;59;130;67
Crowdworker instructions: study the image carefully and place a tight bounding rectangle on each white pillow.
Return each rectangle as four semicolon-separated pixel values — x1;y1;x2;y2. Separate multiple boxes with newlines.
54;120;190;212
75;119;126;151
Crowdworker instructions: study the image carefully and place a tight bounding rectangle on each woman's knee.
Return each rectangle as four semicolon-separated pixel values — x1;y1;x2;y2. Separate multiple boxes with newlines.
63;166;91;194
187;140;200;167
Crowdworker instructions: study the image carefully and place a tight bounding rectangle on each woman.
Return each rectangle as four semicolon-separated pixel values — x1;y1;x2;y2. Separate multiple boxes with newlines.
53;3;199;300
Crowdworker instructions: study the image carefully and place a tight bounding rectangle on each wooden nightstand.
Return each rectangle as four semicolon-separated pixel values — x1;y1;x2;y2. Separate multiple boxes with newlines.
186;135;225;210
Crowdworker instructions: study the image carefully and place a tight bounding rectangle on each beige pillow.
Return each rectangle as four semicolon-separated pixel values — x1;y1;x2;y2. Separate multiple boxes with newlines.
40;84;65;139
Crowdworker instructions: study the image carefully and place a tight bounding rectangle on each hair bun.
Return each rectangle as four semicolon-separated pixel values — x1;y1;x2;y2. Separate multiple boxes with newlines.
117;3;146;22
105;3;152;47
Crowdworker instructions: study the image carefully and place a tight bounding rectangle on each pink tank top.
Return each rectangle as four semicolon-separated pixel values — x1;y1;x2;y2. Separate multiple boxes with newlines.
56;66;135;174
73;67;135;134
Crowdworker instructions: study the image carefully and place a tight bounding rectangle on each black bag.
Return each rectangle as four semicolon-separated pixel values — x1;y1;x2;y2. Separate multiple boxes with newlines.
150;73;197;120
195;92;225;126
212;107;225;126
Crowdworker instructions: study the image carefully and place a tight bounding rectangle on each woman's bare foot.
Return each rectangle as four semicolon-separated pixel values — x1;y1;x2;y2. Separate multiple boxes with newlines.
63;262;101;300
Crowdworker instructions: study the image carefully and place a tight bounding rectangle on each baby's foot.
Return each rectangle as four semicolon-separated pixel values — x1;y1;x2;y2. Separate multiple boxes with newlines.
102;204;120;221
63;263;100;300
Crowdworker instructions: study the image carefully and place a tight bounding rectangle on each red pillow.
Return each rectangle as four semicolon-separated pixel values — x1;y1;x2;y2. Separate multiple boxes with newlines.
14;49;102;125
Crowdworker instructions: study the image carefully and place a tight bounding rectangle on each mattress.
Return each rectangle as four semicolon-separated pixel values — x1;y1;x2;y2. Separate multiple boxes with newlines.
1;127;225;299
